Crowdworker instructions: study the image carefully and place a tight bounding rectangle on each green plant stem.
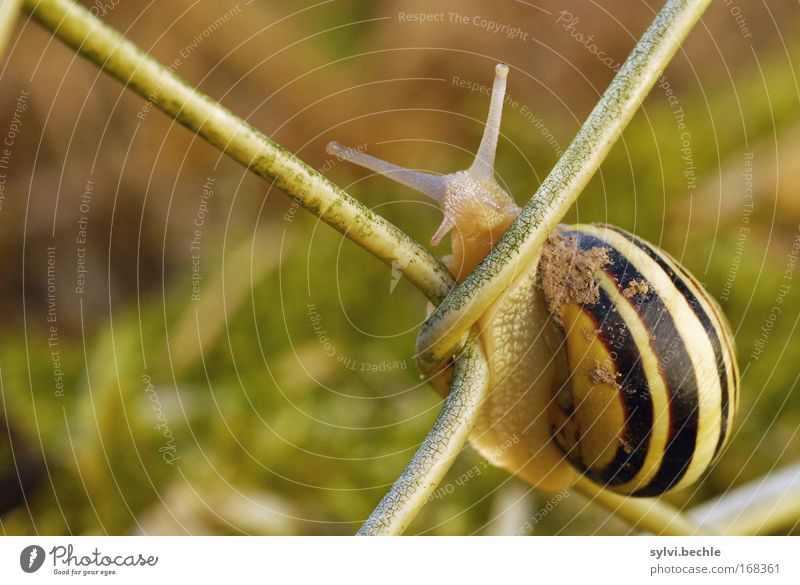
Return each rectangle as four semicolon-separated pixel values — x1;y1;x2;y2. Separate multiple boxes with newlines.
416;0;713;366
690;462;800;535
573;476;712;535
22;0;453;305
357;336;489;535
0;0;22;56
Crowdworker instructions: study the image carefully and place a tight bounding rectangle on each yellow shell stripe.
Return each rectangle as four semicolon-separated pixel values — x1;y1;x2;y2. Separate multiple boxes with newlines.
557;304;629;472
592;271;672;493
578;224;723;493
604;225;739;457
645;245;739;446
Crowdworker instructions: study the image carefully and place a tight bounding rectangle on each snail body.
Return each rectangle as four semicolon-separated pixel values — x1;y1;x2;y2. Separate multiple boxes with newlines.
328;64;739;497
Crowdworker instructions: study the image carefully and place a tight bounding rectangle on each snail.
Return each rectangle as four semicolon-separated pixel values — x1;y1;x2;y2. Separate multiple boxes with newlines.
327;63;739;497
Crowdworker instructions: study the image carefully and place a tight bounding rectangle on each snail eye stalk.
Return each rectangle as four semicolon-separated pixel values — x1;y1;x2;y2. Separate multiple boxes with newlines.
325;141;448;202
470;63;509;182
326;63;518;248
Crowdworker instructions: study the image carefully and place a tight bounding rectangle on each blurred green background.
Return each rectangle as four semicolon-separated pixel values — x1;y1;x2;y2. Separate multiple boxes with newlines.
0;0;799;535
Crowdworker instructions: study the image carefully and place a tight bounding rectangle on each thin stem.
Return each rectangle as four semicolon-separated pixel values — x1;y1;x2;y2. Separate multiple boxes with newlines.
416;0;713;365
689;462;800;535
22;0;453;305
573;476;712;535
0;0;22;56
358;336;489;535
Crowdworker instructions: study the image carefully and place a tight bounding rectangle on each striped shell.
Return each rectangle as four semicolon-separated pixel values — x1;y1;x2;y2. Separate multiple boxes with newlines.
543;224;739;497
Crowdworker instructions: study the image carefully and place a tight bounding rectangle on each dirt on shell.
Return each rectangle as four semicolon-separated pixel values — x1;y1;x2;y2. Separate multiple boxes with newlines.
539;232;611;324
623;278;650;299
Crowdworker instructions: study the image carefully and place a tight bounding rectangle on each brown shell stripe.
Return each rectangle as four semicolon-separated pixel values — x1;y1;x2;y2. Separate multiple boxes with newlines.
604;225;737;459
564;228;705;495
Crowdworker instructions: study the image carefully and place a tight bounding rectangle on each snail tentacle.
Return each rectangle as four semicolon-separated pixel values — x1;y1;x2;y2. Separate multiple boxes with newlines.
327;63;518;262
326;141;448;202
470;62;509;182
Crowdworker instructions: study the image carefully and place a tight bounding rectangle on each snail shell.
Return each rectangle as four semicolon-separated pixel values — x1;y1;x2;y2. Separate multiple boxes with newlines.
469;223;738;496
